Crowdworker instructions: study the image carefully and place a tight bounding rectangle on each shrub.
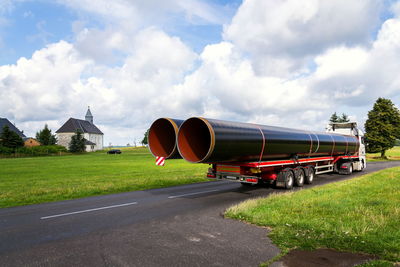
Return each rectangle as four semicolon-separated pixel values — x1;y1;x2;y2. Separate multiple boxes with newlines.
0;145;68;157
16;145;68;155
0;146;14;155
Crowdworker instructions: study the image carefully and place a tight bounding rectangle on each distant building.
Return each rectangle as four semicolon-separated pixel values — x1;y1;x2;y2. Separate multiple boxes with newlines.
23;138;41;147
0;118;26;138
56;107;104;152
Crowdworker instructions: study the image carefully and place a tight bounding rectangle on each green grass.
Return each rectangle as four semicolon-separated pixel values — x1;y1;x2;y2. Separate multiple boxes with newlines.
366;146;400;162
226;167;400;263
0;147;208;208
356;260;395;267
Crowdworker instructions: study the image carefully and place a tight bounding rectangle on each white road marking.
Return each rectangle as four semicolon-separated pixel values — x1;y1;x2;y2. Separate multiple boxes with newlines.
168;189;220;199
40;202;138;219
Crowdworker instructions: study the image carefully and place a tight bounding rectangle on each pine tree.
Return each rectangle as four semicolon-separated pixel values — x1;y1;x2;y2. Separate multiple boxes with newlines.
338;113;350;123
365;98;400;158
36;124;57;145
329;112;339;123
68;130;86;153
0;125;24;149
141;129;149;146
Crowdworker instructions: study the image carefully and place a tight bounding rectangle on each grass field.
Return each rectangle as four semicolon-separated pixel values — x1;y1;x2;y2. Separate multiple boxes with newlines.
0;147;209;208
366;146;400;161
226;167;400;264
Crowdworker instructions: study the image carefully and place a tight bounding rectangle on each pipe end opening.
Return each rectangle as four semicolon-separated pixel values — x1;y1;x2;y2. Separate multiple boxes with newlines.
177;118;212;163
148;118;177;158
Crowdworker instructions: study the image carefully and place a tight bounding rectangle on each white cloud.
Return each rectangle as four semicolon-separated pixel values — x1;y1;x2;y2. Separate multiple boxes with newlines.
313;47;369;80
2;0;400;145
224;0;383;76
0;41;92;122
310;16;400;108
391;1;400;17
59;0;228;30
0;28;197;144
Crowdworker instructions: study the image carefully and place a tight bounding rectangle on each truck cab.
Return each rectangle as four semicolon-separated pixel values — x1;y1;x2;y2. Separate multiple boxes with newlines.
326;122;366;171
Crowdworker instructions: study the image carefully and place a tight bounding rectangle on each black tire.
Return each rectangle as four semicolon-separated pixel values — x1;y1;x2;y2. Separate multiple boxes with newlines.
294;168;305;187
283;168;294;189
348;163;353;174
305;166;315;184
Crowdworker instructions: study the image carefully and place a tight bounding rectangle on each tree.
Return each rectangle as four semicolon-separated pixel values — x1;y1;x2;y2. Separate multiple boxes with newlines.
0;125;24;149
141;129;149;146
338;113;350;123
330;112;350;123
68;130;86;153
365;98;400;158
36;124;57;145
329;112;339;123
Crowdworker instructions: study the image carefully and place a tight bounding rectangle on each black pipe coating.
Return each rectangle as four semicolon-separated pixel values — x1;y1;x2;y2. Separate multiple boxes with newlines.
177;117;359;163
148;118;184;159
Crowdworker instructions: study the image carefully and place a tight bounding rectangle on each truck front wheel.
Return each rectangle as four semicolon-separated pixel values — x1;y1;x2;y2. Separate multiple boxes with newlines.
349;164;353;174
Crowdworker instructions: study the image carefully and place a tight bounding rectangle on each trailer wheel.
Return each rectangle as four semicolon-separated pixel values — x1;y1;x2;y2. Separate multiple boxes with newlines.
283;168;294;189
305;166;315;184
294;168;305;187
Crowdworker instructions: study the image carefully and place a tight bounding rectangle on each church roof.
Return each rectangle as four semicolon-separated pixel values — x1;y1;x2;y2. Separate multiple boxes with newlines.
0;118;26;138
85;107;93;117
84;139;96;145
56;118;103;134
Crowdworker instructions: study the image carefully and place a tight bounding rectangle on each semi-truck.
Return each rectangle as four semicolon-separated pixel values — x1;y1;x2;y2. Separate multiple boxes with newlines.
205;121;366;189
148;118;366;190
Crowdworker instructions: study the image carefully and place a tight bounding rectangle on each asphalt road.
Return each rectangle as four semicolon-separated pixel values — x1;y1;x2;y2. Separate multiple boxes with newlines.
1;161;399;267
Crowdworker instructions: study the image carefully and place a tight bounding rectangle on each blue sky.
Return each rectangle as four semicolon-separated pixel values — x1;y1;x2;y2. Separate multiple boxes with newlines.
1;1;74;64
1;0;400;145
0;0;242;65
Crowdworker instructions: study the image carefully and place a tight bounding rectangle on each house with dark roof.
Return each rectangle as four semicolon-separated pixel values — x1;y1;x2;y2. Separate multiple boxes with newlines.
0;118;26;138
56;107;104;152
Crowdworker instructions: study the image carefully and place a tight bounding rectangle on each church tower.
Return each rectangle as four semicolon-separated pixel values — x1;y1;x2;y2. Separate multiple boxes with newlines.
85;106;93;124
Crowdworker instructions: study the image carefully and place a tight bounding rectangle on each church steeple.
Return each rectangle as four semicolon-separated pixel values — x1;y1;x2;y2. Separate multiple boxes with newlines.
85;106;93;124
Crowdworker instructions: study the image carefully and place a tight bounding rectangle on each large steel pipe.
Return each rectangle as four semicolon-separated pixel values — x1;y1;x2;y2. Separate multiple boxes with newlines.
148;118;184;159
177;117;359;163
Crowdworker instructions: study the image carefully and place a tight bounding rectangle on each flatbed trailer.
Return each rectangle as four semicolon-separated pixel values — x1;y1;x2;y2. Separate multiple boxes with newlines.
206;154;365;189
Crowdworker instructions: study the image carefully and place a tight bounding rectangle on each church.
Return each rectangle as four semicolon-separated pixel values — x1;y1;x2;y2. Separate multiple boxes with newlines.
56;107;104;152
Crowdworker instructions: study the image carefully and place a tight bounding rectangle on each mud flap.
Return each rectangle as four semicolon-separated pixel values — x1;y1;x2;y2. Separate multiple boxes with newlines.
275;170;287;188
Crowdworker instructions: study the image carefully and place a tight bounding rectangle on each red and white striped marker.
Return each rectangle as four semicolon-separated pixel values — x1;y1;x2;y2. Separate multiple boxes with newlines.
156;156;165;166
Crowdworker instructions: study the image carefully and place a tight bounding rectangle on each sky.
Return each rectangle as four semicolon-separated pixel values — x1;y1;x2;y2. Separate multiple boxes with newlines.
1;0;400;146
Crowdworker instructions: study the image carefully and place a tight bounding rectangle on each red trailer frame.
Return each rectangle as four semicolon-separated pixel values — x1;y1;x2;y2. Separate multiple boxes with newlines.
206;155;361;189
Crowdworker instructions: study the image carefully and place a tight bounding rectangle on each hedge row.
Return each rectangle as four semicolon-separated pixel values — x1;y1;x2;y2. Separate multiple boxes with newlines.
0;145;68;156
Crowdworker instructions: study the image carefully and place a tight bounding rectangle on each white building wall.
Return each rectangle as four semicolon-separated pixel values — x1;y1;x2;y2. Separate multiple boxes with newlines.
86;133;103;151
57;133;75;149
57;132;103;152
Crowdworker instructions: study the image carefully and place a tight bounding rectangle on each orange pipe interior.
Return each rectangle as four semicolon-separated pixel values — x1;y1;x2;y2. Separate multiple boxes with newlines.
178;118;212;162
148;118;177;158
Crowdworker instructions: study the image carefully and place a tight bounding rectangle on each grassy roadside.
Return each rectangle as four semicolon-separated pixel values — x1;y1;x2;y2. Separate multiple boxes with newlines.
0;147;208;208
366;146;400;162
226;167;400;264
